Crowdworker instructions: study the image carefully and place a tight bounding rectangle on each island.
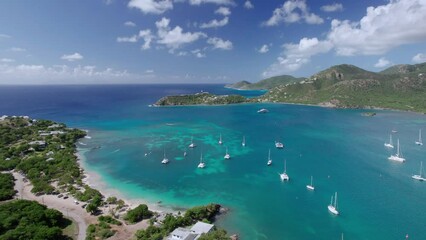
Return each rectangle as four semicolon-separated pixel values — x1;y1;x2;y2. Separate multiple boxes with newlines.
0;116;233;240
155;92;248;106
156;62;426;113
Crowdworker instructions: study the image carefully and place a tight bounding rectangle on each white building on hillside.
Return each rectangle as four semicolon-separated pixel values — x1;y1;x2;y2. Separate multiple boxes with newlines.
167;221;214;240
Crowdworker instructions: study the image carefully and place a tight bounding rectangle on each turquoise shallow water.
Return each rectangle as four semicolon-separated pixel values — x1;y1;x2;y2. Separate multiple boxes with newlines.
2;85;426;239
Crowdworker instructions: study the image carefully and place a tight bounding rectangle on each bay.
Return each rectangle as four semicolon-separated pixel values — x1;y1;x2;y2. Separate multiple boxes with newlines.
1;84;425;239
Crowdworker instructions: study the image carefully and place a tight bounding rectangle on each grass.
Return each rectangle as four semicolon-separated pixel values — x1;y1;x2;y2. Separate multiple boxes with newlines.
63;218;79;240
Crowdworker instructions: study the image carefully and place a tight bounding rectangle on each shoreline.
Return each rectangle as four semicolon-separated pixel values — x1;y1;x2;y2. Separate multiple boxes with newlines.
75;149;180;215
155;97;426;115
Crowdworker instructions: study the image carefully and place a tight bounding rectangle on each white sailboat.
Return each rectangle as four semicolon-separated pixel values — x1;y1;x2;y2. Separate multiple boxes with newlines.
412;161;426;181
161;149;169;164
224;147;231;159
328;192;339;215
384;134;394;148
188;136;196;148
279;160;289;181
415;129;423;146
267;149;272;166
388;139;406;162
197;153;205;168
306;176;315;190
218;134;223;145
275;141;284;149
183;149;187;157
242;136;246;147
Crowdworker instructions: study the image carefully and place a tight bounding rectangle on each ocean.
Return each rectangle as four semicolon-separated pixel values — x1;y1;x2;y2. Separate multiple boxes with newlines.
1;84;426;239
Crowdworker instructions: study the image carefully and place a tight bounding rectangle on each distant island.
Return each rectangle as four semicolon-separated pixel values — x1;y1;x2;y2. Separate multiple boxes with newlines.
156;62;426;113
155;92;247;106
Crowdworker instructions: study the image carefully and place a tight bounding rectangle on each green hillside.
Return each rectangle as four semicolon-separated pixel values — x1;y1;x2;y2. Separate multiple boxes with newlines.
380;63;426;75
226;75;304;90
257;63;426;113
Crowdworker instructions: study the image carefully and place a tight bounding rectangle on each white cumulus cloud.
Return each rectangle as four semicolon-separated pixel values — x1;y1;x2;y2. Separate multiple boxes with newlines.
412;53;426;63
263;38;332;77
374;57;391;68
328;0;426;56
128;0;173;14
264;0;323;26
124;21;136;27
200;17;229;28
139;29;154;50
320;3;343;12
156;18;206;51
207;37;233;50
191;49;206;58
258;44;269;53
215;6;231;16
61;53;83;62
188;0;234;5
244;0;253;9
116;35;138;43
263;0;426;77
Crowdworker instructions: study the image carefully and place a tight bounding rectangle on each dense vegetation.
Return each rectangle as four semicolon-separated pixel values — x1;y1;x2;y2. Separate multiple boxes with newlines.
225;75;304;90
0;200;71;240
85;216;122;240
155;92;246;106
198;229;229;240
124;204;153;224
0;116;103;203
257;63;426;113
159;62;426;113
135;203;228;240
0;173;16;201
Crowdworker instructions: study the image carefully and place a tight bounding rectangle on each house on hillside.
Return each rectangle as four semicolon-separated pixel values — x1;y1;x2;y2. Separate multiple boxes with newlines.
167;221;214;240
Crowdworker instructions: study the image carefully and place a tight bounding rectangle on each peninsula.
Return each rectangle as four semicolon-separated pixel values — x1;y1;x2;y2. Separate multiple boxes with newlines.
157;62;426;113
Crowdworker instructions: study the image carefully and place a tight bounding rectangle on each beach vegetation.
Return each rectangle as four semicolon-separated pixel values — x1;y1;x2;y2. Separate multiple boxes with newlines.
98;215;122;226
124;204;153;223
0;116;103;203
0;173;16;201
198;228;229;240
86;221;115;240
0;200;72;240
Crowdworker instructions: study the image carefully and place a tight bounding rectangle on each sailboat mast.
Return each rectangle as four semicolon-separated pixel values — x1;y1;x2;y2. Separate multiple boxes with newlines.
310;176;313;186
397;139;400;156
284;160;286;173
334;192;338;209
420;129;422;142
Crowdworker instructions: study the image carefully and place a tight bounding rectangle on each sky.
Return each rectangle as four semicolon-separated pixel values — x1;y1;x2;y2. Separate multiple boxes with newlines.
1;0;426;84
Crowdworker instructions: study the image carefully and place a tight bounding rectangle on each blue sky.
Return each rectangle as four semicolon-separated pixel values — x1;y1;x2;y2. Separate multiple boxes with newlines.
1;0;426;84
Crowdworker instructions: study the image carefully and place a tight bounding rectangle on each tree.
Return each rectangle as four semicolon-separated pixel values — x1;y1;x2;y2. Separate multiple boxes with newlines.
124;204;153;223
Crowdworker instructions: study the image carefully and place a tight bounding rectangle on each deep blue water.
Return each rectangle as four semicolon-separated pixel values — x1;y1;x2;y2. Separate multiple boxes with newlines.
1;84;426;240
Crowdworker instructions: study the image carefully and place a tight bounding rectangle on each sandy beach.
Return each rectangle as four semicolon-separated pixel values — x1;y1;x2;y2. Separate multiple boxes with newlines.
76;149;179;215
12;170;150;240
